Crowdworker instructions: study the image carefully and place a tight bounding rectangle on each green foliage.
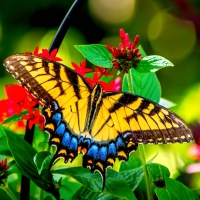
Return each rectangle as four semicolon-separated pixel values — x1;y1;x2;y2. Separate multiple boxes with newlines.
155;177;199;200
122;68;161;103
136;55;174;73
74;44;113;68
0;125;59;199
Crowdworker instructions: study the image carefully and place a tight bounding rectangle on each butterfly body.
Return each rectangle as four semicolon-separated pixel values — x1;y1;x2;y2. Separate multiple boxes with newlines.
4;54;193;189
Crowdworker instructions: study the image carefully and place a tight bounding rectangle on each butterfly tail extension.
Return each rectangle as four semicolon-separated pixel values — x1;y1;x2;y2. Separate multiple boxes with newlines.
82;134;138;190
82;143;108;190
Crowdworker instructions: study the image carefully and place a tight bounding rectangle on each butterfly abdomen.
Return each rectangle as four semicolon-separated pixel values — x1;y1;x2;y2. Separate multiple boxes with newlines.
85;84;103;131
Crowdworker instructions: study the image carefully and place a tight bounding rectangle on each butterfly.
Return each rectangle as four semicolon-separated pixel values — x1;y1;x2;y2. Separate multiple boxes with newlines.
4;54;193;189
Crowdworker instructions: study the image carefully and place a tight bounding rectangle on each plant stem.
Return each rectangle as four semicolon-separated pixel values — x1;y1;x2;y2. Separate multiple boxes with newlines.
39;189;45;200
127;70;152;200
48;0;87;52
2;185;18;200
127;70;134;94
20;123;35;200
138;145;152;200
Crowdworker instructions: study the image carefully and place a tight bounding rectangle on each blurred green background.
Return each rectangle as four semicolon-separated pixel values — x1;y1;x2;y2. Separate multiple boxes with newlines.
0;0;200;198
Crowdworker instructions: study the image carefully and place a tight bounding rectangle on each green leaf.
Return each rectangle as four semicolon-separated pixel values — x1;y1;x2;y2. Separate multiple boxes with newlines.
119;167;144;191
0;126;59;199
120;155;142;171
59;176;81;200
0;145;12;156
134;176;149;200
53;167;136;199
138;45;147;57
34;152;54;183
2;110;28;124
159;98;176;108
136;56;174;73
8;160;24;175
147;163;170;179
0;135;12;156
34;151;53;175
74;44;113;68
72;186;124;200
122;68;161;103
155;177;199;200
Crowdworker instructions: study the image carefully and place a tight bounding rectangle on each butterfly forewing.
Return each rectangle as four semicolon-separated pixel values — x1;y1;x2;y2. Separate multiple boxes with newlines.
4;54;92;109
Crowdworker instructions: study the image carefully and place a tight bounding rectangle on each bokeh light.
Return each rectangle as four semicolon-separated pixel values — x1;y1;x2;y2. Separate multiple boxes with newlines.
148;11;196;60
88;0;136;26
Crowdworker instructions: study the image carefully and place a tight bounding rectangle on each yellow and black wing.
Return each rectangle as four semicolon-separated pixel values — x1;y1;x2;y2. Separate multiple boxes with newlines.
4;54;94;160
4;54;92;109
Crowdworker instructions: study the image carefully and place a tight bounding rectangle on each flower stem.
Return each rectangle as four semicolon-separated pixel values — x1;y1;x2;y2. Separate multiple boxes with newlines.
127;70;152;200
48;0;88;52
127;70;134;94
39;189;45;200
20;123;35;200
1;185;17;200
138;145;152;200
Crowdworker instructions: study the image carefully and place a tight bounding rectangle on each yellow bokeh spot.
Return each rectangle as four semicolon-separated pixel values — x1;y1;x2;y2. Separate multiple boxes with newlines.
148;11;196;60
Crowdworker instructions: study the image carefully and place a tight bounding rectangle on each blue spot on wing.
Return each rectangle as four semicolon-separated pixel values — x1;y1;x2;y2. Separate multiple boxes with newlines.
87;145;99;160
52;112;62;126
98;146;107;161
108;142;117;156
61;131;71;148
116;137;125;149
55;123;65;136
69;137;78;150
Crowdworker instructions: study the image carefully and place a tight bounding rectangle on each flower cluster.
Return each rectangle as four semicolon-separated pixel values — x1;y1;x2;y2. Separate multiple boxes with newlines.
26;46;62;62
107;29;142;74
0;159;10;186
71;60;121;92
0;84;44;130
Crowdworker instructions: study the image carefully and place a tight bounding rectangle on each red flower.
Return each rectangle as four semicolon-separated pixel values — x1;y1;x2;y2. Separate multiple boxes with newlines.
26;46;62;62
94;67;113;79
107;28;142;73
85;72;100;88
0;159;9;171
22;109;45;130
0;159;10;186
99;77;121;92
86;71;121;92
0;85;38;118
0;84;41;130
71;60;93;76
